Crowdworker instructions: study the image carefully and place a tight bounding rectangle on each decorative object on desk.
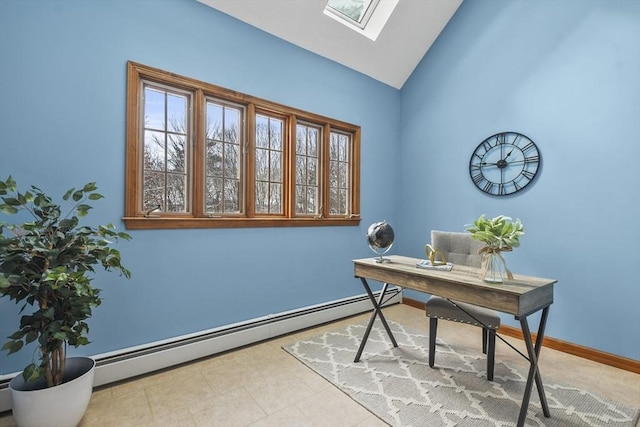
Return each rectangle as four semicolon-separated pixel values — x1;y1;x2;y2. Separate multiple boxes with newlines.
0;176;131;427
424;243;447;266
469;131;541;196
466;214;524;283
366;220;394;263
283;321;640;427
415;259;453;271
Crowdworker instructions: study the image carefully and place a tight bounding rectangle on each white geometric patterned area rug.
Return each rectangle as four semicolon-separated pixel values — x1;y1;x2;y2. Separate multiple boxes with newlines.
282;320;640;427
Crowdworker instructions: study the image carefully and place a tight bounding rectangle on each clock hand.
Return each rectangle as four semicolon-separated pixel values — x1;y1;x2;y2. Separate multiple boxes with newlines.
502;148;515;161
483;157;527;168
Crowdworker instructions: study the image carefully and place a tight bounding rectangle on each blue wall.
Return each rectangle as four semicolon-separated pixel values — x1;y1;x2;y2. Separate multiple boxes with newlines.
398;0;640;360
0;0;638;375
0;0;399;374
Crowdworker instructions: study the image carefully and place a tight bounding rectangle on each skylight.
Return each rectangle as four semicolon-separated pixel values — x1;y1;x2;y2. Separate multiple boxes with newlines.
325;0;380;30
323;0;398;42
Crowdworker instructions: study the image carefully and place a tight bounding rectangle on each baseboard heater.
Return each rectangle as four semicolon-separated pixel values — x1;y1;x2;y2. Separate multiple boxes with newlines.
0;287;401;413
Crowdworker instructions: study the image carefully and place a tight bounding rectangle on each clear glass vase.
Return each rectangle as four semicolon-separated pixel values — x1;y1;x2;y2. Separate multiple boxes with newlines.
481;252;508;283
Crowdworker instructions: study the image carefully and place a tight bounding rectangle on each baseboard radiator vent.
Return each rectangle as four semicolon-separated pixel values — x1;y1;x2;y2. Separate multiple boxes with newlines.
0;287;401;413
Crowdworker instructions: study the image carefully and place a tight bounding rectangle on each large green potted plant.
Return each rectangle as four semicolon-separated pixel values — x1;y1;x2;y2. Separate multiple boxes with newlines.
0;176;131;427
466;214;524;283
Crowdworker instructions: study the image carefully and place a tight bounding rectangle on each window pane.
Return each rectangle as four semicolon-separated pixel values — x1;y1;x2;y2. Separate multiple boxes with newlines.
296;157;306;185
167;93;186;133
144;87;165;130
255;114;283;214
307;158;317;186
328;131;351;216
166;173;187;212
269;152;281;182
307;186;317;214
255;181;268;213
308;128;318;156
224;108;239;143
329;187;338;214
326;0;379;29
256;115;269;148
205;99;243;215
205;177;222;213
143;170;164;211
255;148;269;181
142;83;190;213
206;103;223;141
206;140;223;177
327;0;372;23
295;123;321;216
223;179;239;213
224;143;240;178
167;134;186;172
270;183;281;212
144;130;166;171
269;120;282;150
338;189;347;214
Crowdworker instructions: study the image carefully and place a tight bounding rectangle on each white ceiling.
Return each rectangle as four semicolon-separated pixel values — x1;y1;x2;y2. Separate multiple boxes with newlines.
197;0;463;89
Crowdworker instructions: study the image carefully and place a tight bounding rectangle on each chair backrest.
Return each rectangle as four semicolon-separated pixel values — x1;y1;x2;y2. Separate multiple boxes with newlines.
431;230;484;268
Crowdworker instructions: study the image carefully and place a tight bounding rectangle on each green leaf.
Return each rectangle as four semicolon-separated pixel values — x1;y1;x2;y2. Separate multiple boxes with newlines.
1;197;21;206
72;190;84;202
0;204;19;214
25;331;38;344
88;193;104;200
76;204;93;217
53;332;68;341
82;182;98;192
63;188;75;202
23;363;43;383
2;340;24;355
75;337;90;346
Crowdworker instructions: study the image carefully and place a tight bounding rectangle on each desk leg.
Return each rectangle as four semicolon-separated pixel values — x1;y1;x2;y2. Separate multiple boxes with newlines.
517;307;551;427
353;278;398;363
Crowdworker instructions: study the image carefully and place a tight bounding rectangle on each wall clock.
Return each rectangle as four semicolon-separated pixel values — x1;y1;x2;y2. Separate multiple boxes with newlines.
469;132;540;196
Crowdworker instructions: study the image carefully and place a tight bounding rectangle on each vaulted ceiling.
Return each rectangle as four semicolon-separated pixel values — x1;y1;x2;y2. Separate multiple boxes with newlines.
197;0;463;89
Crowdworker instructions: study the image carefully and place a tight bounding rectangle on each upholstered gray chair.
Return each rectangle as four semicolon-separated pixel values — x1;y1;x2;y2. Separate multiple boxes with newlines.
425;230;501;381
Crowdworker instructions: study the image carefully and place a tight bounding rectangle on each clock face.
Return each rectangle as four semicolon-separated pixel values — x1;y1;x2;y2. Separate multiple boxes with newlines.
469;132;540;196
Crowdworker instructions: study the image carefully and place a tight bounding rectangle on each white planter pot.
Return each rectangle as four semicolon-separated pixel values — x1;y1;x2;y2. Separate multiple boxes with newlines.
9;357;95;427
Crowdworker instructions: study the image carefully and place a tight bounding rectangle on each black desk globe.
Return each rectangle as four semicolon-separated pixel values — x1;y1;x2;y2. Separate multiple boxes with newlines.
367;221;394;263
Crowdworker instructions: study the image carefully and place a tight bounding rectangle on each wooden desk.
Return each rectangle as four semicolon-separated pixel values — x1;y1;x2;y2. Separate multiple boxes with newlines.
353;255;556;427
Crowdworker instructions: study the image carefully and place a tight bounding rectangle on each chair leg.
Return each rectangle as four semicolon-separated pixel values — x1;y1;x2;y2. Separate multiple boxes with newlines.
482;327;488;354
429;317;437;368
487;329;496;381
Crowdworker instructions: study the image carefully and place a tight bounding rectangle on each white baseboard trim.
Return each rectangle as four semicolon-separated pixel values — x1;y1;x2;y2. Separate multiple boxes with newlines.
0;287;401;413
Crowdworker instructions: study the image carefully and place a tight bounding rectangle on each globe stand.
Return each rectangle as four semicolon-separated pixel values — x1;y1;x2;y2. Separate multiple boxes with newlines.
369;243;393;263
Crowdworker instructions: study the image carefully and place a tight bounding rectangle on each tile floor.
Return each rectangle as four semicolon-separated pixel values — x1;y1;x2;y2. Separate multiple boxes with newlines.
0;304;638;426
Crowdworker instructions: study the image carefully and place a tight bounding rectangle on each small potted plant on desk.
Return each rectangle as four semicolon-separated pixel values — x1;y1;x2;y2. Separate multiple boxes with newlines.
0;176;131;427
466;214;524;283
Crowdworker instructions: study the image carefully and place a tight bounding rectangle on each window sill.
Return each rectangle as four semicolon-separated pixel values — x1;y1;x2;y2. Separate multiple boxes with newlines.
122;217;361;230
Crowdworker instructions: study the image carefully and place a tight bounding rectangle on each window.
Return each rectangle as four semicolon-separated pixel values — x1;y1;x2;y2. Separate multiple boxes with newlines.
204;98;244;215
295;122;320;216
325;0;380;29
323;0;397;42
125;61;360;229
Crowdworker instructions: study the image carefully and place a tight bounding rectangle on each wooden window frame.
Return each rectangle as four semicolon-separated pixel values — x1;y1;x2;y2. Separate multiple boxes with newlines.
124;61;360;229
